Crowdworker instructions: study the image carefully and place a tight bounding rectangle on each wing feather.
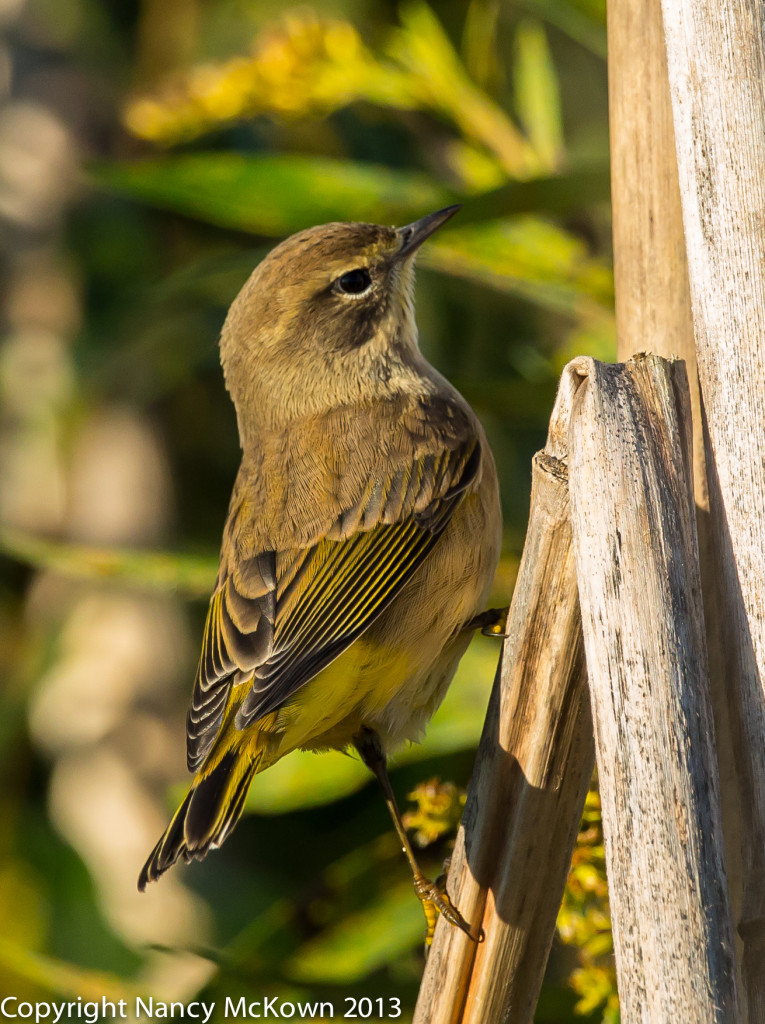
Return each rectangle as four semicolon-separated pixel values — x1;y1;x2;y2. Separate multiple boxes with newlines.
186;557;276;771
185;432;481;771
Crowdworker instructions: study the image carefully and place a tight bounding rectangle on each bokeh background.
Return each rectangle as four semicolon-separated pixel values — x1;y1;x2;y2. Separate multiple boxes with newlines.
0;0;617;1020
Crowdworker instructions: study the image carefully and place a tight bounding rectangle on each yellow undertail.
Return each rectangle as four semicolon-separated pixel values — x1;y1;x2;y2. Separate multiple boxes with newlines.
138;747;260;891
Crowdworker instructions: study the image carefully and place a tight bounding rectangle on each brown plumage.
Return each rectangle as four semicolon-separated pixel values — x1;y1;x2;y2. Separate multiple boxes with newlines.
138;207;502;941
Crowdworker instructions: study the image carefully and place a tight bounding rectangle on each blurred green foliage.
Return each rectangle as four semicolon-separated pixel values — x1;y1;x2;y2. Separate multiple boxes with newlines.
557;780;619;1022
0;0;616;1019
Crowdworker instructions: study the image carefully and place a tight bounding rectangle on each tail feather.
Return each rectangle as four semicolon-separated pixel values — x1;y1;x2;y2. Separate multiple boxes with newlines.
138;751;258;891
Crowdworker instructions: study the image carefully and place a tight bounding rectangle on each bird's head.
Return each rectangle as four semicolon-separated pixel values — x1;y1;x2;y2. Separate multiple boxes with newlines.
220;206;461;441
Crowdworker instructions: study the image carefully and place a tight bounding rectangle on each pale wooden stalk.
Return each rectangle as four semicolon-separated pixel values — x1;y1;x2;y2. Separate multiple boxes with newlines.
568;353;739;1022
660;3;765;1015
607;0;698;487
607;0;744;988
414;371;594;1024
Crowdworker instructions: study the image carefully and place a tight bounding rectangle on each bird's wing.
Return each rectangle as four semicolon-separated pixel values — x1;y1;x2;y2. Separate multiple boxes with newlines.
186;435;481;771
186;552;277;770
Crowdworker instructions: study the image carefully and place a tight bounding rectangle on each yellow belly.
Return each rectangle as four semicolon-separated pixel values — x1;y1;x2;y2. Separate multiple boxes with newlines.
241;455;501;764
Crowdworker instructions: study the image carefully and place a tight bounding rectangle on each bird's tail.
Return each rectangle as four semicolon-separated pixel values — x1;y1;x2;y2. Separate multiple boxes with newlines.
138;748;259;891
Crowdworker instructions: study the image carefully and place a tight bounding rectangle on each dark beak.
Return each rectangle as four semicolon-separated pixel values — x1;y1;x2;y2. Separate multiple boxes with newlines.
395;204;461;260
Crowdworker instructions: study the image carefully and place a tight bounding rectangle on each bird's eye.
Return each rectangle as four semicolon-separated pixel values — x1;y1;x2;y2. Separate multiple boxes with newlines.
336;268;372;296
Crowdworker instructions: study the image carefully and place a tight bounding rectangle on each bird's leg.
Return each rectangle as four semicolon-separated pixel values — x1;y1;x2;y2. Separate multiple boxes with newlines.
462;606;509;637
354;727;479;947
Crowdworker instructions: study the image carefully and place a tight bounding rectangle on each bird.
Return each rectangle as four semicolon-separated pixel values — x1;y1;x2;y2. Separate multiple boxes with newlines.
138;205;502;943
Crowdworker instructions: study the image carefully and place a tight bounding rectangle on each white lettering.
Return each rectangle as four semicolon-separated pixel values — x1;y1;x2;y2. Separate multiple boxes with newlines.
1;999;17;1018
296;1004;332;1019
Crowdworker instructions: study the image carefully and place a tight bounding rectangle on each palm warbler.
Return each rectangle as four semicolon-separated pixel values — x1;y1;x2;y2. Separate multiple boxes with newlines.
138;206;502;943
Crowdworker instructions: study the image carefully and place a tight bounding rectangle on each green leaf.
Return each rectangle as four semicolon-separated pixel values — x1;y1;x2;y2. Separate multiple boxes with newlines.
285;880;423;983
0;526;217;598
92;154;612;315
245;749;369;815
423;216;614;317
457;164;610;222
392;1;539;178
91;154;453;236
514;20;564;171
95;153;610;232
519;0;607;58
461;0;503;92
0;938;136;1001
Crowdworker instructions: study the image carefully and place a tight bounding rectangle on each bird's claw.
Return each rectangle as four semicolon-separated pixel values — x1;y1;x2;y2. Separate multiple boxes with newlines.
462;607;509;638
414;872;481;949
481;606;509;638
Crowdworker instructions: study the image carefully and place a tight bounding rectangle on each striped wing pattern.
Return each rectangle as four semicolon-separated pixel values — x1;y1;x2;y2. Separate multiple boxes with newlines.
186;440;480;771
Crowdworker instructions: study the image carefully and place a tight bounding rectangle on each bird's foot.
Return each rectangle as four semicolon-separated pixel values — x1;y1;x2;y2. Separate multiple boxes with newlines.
414;871;481;949
463;606;509;638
